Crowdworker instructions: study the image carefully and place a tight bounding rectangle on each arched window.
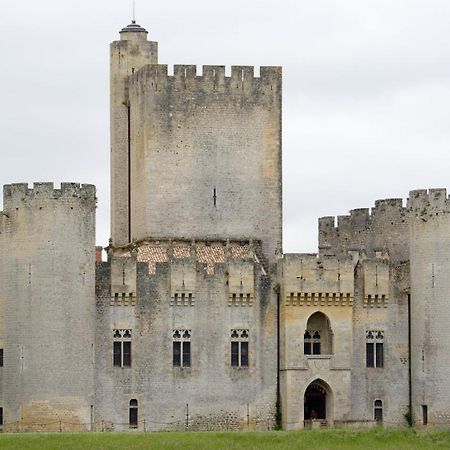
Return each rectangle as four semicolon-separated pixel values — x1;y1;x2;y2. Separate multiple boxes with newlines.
304;312;333;355
374;399;383;422
129;399;138;428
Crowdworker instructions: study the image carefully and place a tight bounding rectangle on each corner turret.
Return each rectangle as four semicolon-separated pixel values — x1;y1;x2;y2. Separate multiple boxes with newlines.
120;20;149;43
110;21;158;246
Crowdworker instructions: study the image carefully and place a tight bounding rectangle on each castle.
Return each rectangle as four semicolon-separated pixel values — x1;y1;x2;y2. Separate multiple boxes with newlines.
0;20;449;432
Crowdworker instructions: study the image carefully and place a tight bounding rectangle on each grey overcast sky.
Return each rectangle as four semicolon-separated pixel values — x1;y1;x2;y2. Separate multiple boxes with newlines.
1;1;450;252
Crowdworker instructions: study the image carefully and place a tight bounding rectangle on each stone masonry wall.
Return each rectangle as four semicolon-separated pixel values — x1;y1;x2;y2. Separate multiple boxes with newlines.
94;240;277;431
319;198;409;263
110;30;158;246
409;188;450;426
351;257;409;426
128;64;282;263
281;254;354;429
0;183;96;431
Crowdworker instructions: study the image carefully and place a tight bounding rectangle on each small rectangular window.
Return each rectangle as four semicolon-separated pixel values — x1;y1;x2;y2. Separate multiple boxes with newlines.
313;342;321;355
374;400;383;422
240;341;249;367
304;331;312;355
123;341;132;367
0;407;3;426
113;342;121;367
129;400;138;428
375;342;384;368
173;341;181;367
366;343;374;368
231;341;239;367
129;408;138;427
182;342;191;367
422;405;428;425
0;349;3;367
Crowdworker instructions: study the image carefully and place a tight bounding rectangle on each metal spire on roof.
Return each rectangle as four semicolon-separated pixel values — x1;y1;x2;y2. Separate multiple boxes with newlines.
120;1;147;34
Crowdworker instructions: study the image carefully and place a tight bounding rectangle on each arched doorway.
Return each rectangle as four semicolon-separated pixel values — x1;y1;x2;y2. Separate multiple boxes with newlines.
304;380;329;420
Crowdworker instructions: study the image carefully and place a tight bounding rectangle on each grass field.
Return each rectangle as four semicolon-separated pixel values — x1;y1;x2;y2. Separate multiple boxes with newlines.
0;428;449;450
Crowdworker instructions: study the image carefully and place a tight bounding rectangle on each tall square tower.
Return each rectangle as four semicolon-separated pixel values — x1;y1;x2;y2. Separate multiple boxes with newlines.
111;24;282;261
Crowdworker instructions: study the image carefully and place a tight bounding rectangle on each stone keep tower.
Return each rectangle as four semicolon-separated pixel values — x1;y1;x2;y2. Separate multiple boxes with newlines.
103;22;282;430
0;183;96;430
408;189;450;427
110;22;282;262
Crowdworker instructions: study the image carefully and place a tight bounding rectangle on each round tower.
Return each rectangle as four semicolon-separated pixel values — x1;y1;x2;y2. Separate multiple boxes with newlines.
110;22;158;246
0;182;96;431
408;188;450;427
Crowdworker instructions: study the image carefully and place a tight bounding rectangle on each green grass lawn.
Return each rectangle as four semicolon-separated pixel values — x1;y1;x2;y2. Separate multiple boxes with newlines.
0;428;449;450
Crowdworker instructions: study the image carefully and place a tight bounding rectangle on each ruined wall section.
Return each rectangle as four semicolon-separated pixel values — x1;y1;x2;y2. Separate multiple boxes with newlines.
409;188;450;426
95;240;277;431
319;199;409;263
110;30;158;246
129;65;282;263
0;183;96;430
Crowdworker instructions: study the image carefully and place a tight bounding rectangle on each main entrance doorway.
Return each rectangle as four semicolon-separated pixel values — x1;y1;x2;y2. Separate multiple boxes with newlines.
304;382;327;420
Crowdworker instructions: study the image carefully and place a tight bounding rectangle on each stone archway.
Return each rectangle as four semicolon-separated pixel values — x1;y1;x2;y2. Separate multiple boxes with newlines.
304;379;332;422
304;311;333;355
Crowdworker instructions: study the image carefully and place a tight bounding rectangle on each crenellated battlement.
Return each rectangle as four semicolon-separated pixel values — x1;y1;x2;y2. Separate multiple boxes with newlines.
320;198;406;236
3;182;96;211
130;64;281;95
319;197;408;262
407;188;450;216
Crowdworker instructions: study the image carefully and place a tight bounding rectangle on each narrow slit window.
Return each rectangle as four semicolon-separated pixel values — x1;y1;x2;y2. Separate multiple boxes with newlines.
312;331;321;355
422;405;428;425
374;400;383;422
304;331;312;355
129;399;138;428
366;343;374;368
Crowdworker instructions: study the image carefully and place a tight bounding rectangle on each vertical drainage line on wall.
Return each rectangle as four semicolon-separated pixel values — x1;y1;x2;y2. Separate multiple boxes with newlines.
276;290;281;428
408;293;412;425
127;104;131;244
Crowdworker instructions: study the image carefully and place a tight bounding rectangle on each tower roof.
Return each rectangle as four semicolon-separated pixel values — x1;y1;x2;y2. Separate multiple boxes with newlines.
120;20;147;34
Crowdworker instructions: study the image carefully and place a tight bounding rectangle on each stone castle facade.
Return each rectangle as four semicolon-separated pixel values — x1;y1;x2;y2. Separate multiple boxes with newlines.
0;21;449;431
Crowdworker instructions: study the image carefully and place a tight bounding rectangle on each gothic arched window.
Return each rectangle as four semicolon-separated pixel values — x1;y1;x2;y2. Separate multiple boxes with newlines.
304;312;333;355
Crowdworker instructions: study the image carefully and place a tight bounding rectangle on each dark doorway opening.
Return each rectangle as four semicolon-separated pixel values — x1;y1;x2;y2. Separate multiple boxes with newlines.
304;383;327;420
129;399;138;428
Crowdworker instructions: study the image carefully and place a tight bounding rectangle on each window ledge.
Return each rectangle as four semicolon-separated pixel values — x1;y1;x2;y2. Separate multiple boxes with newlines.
306;355;332;360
